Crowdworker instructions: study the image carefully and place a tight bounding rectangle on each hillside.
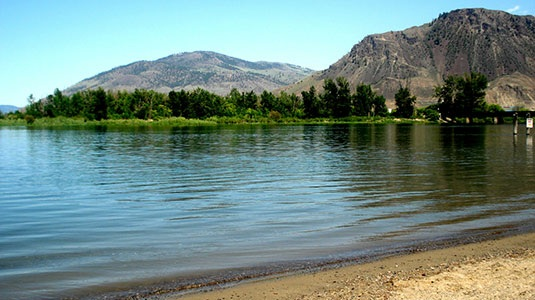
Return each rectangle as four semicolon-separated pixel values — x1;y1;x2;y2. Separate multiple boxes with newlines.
0;105;20;113
64;51;315;96
284;8;535;109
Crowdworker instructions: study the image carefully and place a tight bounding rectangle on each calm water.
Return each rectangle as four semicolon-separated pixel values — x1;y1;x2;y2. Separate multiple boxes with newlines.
1;124;534;299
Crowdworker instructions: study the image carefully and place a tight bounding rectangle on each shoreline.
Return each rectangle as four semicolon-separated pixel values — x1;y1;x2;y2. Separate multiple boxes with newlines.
165;230;535;300
0;116;435;128
75;226;535;299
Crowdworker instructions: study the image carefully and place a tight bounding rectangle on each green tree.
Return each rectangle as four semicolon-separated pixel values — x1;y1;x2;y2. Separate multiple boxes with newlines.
244;91;258;111
322;78;351;118
77;90;94;119
302;86;322;118
187;88;219;118
334;77;351;118
107;90;132;119
278;91;295;117
53;88;70;117
26;94;44;118
260;90;277;113
151;92;170;119
456;72;488;122
227;88;241;106
322;78;338;117
287;92;302;117
65;92;82;117
373;95;388;117
434;72;488;123
394;84;416;118
486;104;504;114
234;90;258;112
353;84;375;116
434;75;456;120
169;90;188;117
43;94;55;117
419;104;440;121
130;89;153;119
92;88;108;121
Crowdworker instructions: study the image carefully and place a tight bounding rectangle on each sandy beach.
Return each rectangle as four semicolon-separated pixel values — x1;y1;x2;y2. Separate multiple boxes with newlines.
172;232;535;300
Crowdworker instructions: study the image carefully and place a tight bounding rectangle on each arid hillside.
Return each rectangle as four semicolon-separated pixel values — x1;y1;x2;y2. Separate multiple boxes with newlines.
285;8;535;109
65;51;315;96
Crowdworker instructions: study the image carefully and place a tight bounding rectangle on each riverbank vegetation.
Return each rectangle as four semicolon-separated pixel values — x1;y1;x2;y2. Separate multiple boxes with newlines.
1;72;507;127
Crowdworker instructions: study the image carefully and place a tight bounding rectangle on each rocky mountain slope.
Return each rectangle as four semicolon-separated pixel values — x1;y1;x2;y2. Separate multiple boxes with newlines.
285;8;535;109
65;51;315;95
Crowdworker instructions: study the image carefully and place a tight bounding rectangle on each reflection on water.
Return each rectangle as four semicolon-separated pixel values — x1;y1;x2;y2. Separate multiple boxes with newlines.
0;124;534;299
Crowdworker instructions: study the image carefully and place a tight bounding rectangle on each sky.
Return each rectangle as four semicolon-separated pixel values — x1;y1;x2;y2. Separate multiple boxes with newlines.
1;0;534;107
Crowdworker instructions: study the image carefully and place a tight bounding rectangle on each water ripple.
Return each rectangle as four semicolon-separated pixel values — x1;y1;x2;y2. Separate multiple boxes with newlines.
1;124;534;299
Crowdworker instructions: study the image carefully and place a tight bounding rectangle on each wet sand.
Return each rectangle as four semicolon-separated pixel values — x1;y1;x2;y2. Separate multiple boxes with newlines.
171;232;535;300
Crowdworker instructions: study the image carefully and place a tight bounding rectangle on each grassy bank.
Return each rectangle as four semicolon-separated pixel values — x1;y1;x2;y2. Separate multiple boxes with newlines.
0;117;218;129
0;116;432;129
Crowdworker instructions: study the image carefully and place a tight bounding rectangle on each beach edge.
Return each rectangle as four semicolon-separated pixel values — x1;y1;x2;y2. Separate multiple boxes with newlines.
170;231;535;300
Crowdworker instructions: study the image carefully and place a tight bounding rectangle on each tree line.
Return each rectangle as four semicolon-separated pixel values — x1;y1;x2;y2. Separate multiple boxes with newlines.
23;80;394;121
12;72;501;123
433;72;503;122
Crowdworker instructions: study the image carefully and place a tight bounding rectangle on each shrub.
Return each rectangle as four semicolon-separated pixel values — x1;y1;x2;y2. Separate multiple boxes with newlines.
24;115;35;124
268;110;282;121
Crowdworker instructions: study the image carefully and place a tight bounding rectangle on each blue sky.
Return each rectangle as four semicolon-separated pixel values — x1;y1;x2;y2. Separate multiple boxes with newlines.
1;0;533;107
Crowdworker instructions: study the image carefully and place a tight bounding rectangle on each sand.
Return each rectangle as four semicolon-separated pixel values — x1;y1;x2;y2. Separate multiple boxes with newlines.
171;232;535;300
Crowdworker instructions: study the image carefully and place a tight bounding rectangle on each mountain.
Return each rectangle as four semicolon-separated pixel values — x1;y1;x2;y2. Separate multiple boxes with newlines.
0;105;20;113
284;8;535;109
65;51;315;96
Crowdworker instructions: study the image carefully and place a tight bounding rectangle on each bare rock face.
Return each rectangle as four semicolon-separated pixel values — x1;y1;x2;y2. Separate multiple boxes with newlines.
285;8;535;109
65;51;315;96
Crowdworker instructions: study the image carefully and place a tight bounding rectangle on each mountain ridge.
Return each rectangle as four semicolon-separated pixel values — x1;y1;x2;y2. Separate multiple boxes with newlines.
0;105;20;113
284;8;535;109
65;51;315;96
